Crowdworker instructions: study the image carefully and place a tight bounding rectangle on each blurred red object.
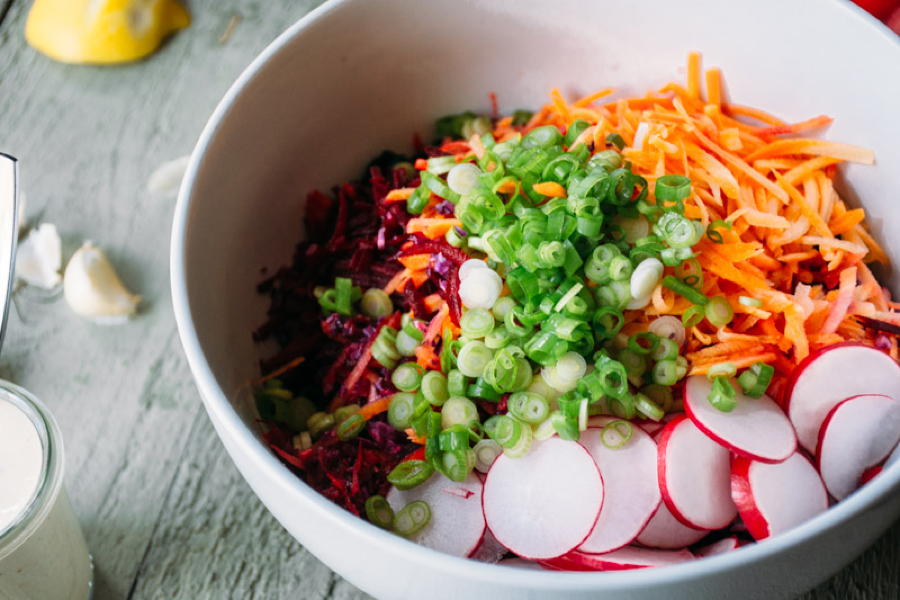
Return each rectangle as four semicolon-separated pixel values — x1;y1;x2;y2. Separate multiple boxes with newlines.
853;0;900;33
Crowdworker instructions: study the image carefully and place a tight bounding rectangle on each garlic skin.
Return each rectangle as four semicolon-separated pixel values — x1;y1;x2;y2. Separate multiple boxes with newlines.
16;223;62;289
63;242;140;323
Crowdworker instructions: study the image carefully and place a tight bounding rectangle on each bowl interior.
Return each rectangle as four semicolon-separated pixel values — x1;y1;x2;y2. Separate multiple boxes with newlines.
174;0;900;595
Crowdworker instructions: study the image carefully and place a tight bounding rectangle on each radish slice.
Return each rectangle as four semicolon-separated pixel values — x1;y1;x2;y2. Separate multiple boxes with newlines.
483;436;603;560
786;342;900;452
730;452;827;541
468;529;507;563
696;536;740;557
684;375;796;463
543;547;694;571
577;420;661;554
636;501;709;549
386;473;484;557
497;558;545;570
657;416;737;530
816;394;900;500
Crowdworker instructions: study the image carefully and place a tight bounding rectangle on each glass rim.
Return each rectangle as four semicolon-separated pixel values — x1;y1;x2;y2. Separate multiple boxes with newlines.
0;380;63;556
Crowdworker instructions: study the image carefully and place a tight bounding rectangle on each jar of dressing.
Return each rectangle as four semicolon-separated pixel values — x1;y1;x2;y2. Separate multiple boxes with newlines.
0;380;93;599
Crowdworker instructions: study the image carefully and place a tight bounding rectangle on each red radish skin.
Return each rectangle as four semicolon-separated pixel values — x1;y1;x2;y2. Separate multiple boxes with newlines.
577;421;661;554
468;529;507;563
696;536;740;557
786;342;900;452
543;547;694;571
483;437;604;560
858;465;883;486
636;500;709;549
684;375;796;463
816;394;900;499
657;416;737;530
387;473;484;557
731;453;828;541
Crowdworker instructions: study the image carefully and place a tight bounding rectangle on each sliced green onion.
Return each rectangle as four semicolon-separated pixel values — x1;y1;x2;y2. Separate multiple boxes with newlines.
441;449;474;482
484;326;512;349
421;371;449;406
705;296;735;327
473;439;503;472
441;396;479;429
706;219;733;244
484;415;524;448
336;414;366;441
642;384;674;412
522;125;563;149
491;297;516;321
360;288;393;319
387;393;416;430
307;411;335;438
456;340;493;377
674;257;704;289
600;419;634;449
652;359;679;386
608;394;637;420
392;362;424;392
550;410;580;441
663;275;709;306
589;149;623;171
593;307;625;340
739;295;763;308
394;330;420;357
650;337;679;362
446;370;468;397
606;133;626;150
594;355;629;399
708;376;738;412
402;314;425;341
738;362;775;398
393;500;431;536
364;495;394;529
372;326;401;369
681;304;705;328
655;212;701;248
618;348;647;378
388;460;434;491
634;393;665;421
503;421;534;458
654;174;691;208
707;362;737;380
460;308;495;338
507;391;551;425
628;332;660;355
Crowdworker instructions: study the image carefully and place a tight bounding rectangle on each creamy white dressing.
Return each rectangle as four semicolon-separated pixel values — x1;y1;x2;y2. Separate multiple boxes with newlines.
0;398;43;533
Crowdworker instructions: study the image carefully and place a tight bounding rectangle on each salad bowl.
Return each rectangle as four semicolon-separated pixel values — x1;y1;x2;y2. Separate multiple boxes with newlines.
171;0;900;597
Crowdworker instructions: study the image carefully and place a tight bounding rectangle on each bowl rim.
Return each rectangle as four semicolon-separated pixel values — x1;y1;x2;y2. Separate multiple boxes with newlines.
171;0;900;590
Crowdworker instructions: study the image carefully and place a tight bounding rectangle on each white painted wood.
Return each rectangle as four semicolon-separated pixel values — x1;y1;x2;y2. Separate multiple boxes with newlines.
0;0;895;598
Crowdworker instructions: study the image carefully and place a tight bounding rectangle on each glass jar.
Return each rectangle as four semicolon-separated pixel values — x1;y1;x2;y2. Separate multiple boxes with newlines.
0;381;93;599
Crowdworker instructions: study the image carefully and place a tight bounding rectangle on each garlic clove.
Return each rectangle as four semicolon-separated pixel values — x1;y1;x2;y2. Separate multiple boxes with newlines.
147;155;190;197
16;223;62;289
63;242;140;323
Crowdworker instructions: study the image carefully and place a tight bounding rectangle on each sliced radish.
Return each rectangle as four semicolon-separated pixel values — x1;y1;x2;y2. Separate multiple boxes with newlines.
859;465;883;486
730;452;827;541
886;442;900;470
468;529;507;563
387;473;484;557
497;558;545;570
684;375;796;463
635;419;667;437
786;342;900;452
636;501;709;549
816;394;900;500
695;536;740;557
543;547;694;571
577;420;661;554
657;415;737;530
483;436;603;560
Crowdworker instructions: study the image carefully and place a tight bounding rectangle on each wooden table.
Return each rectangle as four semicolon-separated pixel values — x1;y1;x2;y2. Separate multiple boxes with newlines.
0;1;897;598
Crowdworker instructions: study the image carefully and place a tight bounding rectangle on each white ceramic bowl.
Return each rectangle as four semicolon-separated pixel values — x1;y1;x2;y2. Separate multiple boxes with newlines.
171;1;900;598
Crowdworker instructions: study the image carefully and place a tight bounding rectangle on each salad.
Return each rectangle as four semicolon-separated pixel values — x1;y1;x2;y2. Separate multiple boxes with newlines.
253;54;900;569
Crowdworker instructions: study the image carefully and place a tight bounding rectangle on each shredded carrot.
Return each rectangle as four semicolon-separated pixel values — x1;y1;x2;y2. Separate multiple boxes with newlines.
689;352;779;376
423;293;444;313
823;266;858;334
398;254;431;271
405;429;426;445
252;356;306;386
414;158;428;170
754;115;832;137
533;181;567;197
746;139;875;165
829;208;865;235
406;218;463;239
573;87;614;107
704;68;722;108
383;268;412;295
385;187;416;202
358;396;391;420
686;52;702;100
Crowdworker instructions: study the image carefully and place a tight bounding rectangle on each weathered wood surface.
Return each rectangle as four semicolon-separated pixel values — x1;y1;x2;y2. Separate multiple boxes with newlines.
0;1;896;598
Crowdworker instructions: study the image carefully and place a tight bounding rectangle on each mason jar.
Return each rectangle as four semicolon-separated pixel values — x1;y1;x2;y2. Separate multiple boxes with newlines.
0;380;93;599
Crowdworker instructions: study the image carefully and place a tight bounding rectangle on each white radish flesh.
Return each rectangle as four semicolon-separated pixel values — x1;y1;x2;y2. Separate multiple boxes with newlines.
544;547;694;571
483;437;603;560
657;416;737;530
816;394;900;500
386;473;485;557
730;453;828;541
787;343;900;452
636;501;709;549
684;375;796;463
577;421;661;554
696;536;740;557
